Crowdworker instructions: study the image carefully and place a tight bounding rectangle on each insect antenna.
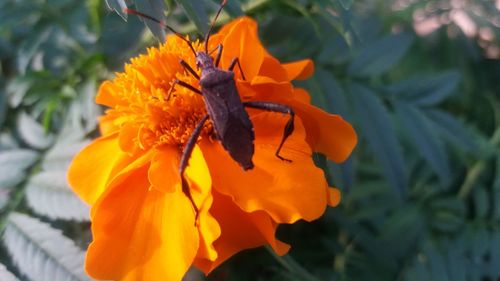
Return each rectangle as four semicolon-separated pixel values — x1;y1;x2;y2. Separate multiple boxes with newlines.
124;8;197;57
204;0;227;53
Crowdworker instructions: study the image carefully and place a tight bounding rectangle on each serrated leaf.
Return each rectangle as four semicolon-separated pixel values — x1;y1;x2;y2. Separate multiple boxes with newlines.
6;76;34;108
0;263;20;281
388;71;461;106
16;112;55;150
0;149;38;188
17;27;52;74
426;244;450;281
0;149;39;169
472;186;489;219
175;0;209;35
0;89;5;127
43;140;89;171
219;0;243;17
380;205;425;258
105;0;128;20
0;169;25;189
26;171;89;221
3;213;91;281
348;33;413;77
350;83;407;199
135;0;167;41
425;109;477;152
395;102;451;185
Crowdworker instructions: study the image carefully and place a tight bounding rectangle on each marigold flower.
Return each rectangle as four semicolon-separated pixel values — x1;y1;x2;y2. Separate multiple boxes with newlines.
68;17;357;281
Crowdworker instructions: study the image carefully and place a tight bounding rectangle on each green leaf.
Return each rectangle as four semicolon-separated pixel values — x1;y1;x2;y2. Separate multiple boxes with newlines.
218;0;243;17
380;205;425;258
387;71;461;106
105;0;128;20
3;213;91;281
0;263;20;281
350;83;407;198
6;76;34;108
16;112;55;150
429;197;465;233
175;0;209;35
472;186;489;219
348;33;413;77
395;102;451;185
425;243;451;281
0;88;5;127
425;109;477;153
26;171;89;221
17;27;52;74
0;149;38;170
0;149;39;188
135;0;167;41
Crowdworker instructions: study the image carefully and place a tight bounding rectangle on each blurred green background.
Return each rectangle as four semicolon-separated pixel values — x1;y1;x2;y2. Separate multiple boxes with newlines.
0;0;499;280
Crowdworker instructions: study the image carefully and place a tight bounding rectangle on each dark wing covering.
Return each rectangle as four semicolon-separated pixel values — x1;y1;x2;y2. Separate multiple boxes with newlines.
201;70;255;170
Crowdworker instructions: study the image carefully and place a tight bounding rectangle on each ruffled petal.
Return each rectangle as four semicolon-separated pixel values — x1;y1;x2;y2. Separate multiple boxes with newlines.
148;146;181;193
200;113;330;223
194;191;289;274
185;145;220;262
258;56;289;82
285;96;358;163
68;133;133;205
219;17;264;81
282;59;314;80
327;187;341;207
96;81;127;107
86;164;199;281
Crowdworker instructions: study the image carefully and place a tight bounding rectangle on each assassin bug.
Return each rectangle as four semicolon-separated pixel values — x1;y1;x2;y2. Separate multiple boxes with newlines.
126;0;295;222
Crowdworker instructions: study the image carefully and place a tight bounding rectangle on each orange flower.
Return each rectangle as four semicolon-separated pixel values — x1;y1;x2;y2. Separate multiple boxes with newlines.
68;17;357;281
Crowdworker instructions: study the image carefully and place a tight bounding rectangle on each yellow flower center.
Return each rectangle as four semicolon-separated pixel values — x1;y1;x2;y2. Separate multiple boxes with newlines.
103;36;214;151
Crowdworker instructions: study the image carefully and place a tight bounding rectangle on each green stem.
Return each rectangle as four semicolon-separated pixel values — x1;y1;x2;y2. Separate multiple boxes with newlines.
458;127;500;199
265;246;323;281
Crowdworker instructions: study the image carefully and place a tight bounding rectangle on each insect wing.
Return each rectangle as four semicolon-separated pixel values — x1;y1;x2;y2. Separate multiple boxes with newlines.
202;79;254;170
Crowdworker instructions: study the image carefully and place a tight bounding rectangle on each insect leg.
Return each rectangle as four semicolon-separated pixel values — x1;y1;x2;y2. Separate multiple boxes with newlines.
228;57;246;81
243;101;295;162
179;60;200;80
179;114;210;225
209;44;223;67
167;79;202;100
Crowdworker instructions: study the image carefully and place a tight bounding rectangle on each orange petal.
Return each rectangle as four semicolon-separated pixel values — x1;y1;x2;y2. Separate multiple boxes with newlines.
258;56;289;82
148;147;181;193
185;145;220;262
98;111;120;136
200;113;330;223
219;17;264;81
327;187;341;207
68;133;132;205
282;59;314;80
287;97;358;163
194;191;289;274
246;78;294;101
86;165;200;281
292;88;311;104
118;123;139;154
96;81;126;107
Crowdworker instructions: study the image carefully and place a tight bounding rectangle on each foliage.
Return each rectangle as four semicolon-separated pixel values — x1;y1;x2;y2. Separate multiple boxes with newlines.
0;0;498;280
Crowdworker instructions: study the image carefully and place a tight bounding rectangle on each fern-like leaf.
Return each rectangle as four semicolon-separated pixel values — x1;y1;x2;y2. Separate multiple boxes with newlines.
3;213;92;281
26;171;89;221
0;263;20;281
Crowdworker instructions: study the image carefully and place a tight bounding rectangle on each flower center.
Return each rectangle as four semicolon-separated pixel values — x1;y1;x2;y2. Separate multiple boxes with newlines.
102;37;214;152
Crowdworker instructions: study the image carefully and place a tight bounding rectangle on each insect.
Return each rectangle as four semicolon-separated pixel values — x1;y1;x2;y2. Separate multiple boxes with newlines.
126;0;295;223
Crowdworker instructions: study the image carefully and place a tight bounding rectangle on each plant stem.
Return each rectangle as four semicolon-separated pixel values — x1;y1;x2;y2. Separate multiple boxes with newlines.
458;127;500;199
